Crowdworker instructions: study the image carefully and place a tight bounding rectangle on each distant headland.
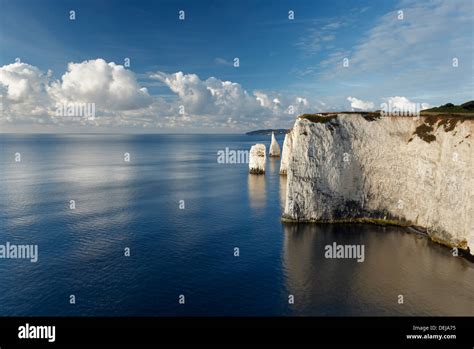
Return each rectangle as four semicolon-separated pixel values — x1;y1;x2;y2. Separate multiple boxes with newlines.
245;129;288;136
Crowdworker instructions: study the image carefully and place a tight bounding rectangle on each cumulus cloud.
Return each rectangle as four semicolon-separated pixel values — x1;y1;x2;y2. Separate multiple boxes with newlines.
0;61;49;102
296;97;308;106
151;71;265;119
382;96;430;111
1;60;314;131
0;61;53;122
254;91;274;109
0;59;156;128
347;96;374;110
150;71;313;129
49;59;152;110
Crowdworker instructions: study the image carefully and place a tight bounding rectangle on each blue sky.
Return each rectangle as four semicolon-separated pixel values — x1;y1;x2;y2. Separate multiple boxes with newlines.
0;0;472;132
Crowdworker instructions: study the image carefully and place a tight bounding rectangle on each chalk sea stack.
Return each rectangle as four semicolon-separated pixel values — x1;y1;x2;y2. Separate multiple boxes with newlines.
269;132;281;157
279;132;292;175
249;144;266;174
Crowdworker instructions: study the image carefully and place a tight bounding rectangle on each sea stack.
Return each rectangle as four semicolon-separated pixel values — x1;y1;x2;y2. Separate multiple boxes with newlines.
269;132;281;157
249;144;266;174
279;132;292;175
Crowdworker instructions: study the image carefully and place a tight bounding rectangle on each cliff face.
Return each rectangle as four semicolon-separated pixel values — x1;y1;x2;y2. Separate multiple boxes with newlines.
283;114;473;253
279;132;293;175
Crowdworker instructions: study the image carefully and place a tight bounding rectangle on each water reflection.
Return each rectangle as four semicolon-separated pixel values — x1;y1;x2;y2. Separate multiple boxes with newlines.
268;157;279;174
282;223;474;315
279;175;287;211
247;174;266;209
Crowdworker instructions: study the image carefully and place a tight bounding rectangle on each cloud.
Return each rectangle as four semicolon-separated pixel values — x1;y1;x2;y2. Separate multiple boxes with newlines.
322;22;343;30
1;59;154;128
0;61;52;122
214;57;234;66
0;61;48;102
150;71;267;119
254;91;273;108
295;18;346;55
150;71;314;129
296;97;308;106
314;0;472;103
347;96;375;110
383;96;430;111
49;59;152;111
1;59;155;130
1;60;314;131
347;0;472;74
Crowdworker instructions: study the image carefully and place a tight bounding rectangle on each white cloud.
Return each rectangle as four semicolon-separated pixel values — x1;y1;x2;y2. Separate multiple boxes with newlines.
1;59;155;129
383;96;430;111
296;18;348;55
254;91;272;108
296;97;308;106
347;96;375;110
314;0;472;103
0;61;52;122
1;61;314;131
150;71;313;129
214;57;233;66
151;71;265;119
0;61;47;102
49;59;152;111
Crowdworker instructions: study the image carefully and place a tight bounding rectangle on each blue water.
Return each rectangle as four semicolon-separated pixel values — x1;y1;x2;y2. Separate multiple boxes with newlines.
0;134;473;316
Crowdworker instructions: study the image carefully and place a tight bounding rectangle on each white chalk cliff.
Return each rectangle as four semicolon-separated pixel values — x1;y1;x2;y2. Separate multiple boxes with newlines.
280;132;292;175
282;113;473;254
269;132;281;157
249;143;266;174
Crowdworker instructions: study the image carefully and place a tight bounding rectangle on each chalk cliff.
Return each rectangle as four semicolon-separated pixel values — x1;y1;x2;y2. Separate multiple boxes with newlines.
282;113;473;254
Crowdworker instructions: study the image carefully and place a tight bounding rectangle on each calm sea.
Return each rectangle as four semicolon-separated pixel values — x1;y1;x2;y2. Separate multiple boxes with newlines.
0;134;473;316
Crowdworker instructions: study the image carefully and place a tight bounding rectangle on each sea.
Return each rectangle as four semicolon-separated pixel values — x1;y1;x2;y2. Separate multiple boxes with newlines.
0;134;473;316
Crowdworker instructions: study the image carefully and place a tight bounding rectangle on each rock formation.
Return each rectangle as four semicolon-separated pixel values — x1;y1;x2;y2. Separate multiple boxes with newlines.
249;143;266;174
282;113;473;254
269;132;281;157
279;132;292;175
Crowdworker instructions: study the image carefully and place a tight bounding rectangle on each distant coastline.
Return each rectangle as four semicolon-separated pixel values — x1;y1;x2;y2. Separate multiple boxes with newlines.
245;129;288;136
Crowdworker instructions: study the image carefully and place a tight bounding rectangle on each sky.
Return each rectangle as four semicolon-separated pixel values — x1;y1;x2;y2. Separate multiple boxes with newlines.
0;0;472;133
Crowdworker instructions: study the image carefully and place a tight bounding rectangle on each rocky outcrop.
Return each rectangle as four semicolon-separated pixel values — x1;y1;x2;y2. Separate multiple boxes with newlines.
279;132;292;175
269;132;281;157
249;144;266;174
282;113;473;254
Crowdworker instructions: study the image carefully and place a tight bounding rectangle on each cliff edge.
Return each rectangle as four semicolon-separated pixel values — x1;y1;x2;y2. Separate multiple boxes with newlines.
282;113;473;254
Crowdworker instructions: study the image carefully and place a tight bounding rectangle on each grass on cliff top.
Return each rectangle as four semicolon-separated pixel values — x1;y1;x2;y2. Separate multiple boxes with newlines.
299;114;338;123
422;101;474;113
299;111;474;121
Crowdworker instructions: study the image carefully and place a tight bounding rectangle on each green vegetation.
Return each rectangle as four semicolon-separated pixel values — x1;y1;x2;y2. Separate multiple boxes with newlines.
412;123;436;143
299;114;337;123
281;216;407;226
422;100;474;113
245;129;288;136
